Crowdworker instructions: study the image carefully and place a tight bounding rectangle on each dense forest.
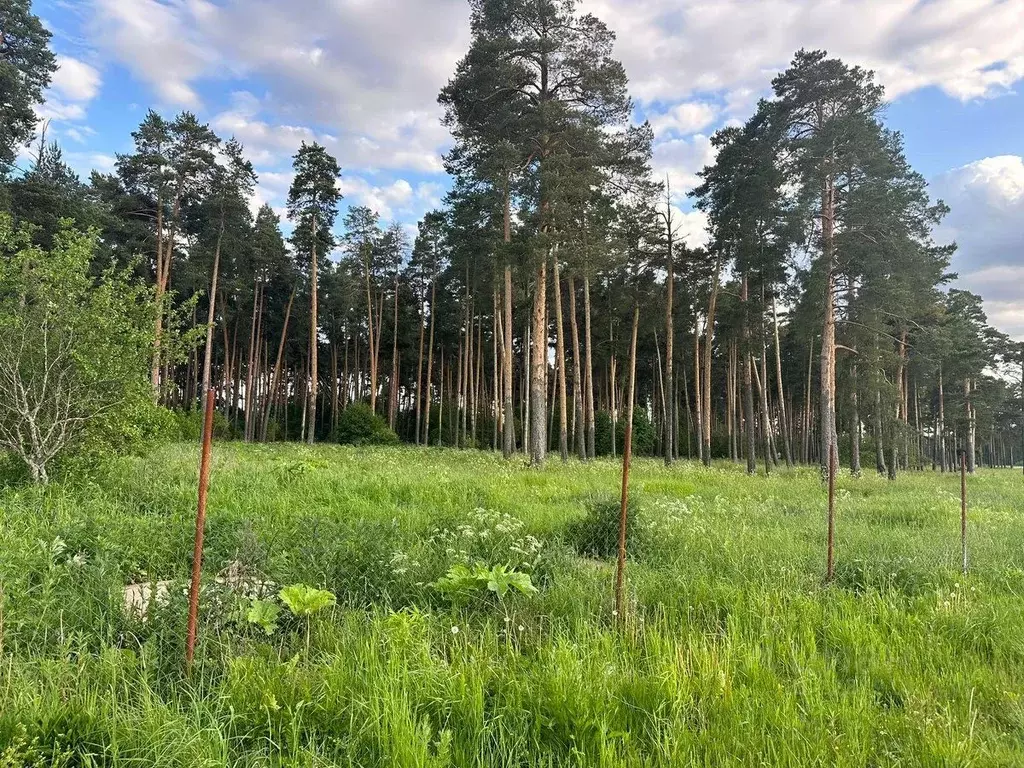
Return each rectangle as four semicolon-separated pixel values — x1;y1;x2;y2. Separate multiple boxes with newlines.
2;0;1022;484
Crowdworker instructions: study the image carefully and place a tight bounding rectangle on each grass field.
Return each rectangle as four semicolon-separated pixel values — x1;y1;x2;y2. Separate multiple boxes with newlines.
1;443;1023;766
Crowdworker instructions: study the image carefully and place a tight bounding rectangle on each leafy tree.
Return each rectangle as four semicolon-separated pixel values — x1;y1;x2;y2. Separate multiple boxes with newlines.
0;215;193;482
0;0;56;171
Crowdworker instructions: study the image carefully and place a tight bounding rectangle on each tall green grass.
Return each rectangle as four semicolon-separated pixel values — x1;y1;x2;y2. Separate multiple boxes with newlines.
1;444;1022;765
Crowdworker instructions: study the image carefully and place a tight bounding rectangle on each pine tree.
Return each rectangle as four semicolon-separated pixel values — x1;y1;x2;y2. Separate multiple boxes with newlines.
287;142;342;443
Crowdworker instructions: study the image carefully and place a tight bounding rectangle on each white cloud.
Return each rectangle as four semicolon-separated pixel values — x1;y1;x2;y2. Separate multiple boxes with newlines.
652;134;717;195
932;155;1024;339
51;56;102;102
590;0;1024;107
37;101;87;122
38;56;102;125
89;0;213;107
648;102;718;136
671;207;710;250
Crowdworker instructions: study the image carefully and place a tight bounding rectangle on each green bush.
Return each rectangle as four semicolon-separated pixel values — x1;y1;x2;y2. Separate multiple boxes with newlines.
332;403;399;446
565;494;647;560
593;409;657;456
0;217;201;483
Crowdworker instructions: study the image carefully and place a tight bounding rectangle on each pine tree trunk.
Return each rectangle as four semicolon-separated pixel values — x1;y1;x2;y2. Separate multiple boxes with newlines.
423;281;436;445
263;288;295;441
772;297;793;466
529;258;548;465
553;255;569;462
503;265;515;458
875;388;887;476
850;363;861;476
568;275;586;460
742;277;757;475
966;378;976;473
583;275;596;459
702;257;722;466
664;217;675;466
819;176;838;479
388;272;400;430
308;215;319;445
693;326;703;465
415;298;425;445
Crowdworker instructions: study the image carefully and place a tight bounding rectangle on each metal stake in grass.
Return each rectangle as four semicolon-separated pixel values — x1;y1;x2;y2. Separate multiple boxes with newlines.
959;448;968;575
615;305;639;622
186;388;216;671
825;441;837;583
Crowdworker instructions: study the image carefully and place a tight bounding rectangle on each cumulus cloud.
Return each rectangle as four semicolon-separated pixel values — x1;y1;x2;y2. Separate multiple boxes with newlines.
648;102;718;137
51;56;102;102
38;55;102;125
590;0;1024;107
652;134;717;196
932;156;1024;338
88;0;214;106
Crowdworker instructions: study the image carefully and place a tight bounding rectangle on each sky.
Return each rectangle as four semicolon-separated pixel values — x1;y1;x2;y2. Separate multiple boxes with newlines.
30;0;1024;339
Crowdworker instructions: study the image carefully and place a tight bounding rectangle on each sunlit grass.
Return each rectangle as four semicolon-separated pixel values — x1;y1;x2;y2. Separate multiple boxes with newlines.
1;443;1022;765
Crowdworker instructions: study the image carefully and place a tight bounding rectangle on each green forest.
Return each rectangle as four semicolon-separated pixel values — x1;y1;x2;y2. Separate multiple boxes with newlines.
2;0;1024;764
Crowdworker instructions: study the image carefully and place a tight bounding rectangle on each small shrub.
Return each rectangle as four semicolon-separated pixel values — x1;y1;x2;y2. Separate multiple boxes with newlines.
433;563;538;605
566;494;648;560
332;403;399;446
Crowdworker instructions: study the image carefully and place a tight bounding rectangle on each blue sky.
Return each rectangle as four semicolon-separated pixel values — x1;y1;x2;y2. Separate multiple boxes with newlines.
29;0;1024;338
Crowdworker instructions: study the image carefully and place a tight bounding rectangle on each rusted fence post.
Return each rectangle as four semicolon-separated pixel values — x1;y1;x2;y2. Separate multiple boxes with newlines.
186;388;216;670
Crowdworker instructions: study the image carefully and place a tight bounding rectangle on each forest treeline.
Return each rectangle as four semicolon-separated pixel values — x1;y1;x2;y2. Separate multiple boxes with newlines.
2;0;1022;482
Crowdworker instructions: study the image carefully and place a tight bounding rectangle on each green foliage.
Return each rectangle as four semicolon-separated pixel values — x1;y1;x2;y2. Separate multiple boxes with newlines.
592;409;656;457
433;562;538;603
566;494;647;560
332;402;399;446
246;599;282;635
279;584;336;617
0;216;197;482
0;0;57;169
1;444;1024;764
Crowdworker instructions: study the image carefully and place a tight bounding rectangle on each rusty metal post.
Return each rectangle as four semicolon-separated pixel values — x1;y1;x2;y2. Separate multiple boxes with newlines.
826;441;837;583
959;448;968;575
186;388;216;670
615;306;639;622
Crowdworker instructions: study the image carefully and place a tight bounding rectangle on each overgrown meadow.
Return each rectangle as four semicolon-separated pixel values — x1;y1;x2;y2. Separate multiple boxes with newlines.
1;444;1023;766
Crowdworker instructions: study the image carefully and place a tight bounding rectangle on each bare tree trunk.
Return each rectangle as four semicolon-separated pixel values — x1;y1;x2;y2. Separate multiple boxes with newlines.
772;297;793;466
200;215;226;421
262;288;295;441
966;378;976;473
875;388;888;476
553;254;569;462
502;179;515;458
702;257;722;466
388;270;400;430
423;281;436;445
693;325;703;464
584;275;596;459
414;292;426;445
850;363;861;476
742;277;756;475
819;175;838;479
503;265;515;458
568;275;586;460
308;216;319;445
331;339;338;435
614;304;640;620
493;288;501;451
529;256;548;465
663;192;675;466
